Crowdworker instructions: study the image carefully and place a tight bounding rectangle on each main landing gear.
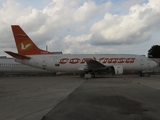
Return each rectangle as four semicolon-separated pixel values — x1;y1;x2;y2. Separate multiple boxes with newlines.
81;73;95;78
91;73;95;78
139;72;144;77
139;72;150;77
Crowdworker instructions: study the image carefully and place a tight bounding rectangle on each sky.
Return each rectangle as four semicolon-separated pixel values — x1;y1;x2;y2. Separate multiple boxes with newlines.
0;0;160;57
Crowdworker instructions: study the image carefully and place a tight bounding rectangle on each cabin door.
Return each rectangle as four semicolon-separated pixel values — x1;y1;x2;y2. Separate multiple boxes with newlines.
42;57;47;70
140;59;144;65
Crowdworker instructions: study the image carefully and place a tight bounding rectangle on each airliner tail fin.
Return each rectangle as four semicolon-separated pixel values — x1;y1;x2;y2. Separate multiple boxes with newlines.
11;25;56;55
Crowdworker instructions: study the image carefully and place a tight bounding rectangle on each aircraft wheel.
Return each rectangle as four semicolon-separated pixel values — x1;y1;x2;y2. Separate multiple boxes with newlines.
140;73;144;77
53;73;57;76
80;74;85;78
91;73;95;78
1;73;5;76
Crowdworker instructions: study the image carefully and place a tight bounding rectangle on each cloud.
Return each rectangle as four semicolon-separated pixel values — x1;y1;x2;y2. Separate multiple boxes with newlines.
90;0;160;45
0;0;160;56
7;0;110;52
123;0;148;8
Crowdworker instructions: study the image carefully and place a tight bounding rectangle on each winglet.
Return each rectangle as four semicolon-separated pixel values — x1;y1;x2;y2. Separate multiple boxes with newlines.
11;25;59;55
5;51;30;59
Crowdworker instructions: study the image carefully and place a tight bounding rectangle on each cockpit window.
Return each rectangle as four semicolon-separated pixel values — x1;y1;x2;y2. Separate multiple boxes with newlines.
147;58;152;61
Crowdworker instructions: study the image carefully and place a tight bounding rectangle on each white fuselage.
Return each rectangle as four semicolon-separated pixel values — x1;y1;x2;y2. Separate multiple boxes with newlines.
0;57;54;75
15;54;157;73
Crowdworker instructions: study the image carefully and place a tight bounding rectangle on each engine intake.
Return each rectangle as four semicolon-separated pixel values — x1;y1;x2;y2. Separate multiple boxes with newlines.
112;65;123;75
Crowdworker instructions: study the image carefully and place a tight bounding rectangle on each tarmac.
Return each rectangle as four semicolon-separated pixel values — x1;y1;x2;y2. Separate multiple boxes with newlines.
0;75;160;120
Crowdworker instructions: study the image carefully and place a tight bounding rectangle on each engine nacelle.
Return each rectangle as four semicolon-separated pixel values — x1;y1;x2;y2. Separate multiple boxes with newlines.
112;65;123;75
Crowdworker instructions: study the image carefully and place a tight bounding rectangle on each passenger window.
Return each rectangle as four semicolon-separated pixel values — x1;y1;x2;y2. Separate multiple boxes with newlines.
55;64;60;67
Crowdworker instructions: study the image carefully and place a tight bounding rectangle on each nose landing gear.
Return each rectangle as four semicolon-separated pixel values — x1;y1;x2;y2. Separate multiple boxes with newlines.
139;72;150;77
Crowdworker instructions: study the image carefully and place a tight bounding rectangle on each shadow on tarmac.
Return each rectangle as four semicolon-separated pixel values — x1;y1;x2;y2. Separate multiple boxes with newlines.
42;76;159;120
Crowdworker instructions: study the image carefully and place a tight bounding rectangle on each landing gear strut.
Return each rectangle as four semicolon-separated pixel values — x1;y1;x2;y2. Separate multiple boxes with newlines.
140;72;150;77
140;72;144;77
80;74;85;78
91;73;95;78
83;73;95;78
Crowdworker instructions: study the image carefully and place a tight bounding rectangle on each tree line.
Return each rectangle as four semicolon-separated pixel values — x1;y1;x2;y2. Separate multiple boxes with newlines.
148;45;160;58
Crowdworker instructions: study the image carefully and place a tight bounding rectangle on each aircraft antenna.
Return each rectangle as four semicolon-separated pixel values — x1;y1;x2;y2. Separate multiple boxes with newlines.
46;45;48;51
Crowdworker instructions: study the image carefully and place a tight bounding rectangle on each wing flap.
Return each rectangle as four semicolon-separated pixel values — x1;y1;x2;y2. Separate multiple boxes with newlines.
5;51;30;59
85;60;115;75
86;60;107;70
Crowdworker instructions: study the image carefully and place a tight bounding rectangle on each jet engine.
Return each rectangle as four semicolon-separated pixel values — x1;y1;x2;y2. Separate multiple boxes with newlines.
111;65;123;75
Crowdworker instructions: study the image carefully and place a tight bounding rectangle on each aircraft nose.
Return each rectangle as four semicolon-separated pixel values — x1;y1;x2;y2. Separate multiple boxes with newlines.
152;61;158;68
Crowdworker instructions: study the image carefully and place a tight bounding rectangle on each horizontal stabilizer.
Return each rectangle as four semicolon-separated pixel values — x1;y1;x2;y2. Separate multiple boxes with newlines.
5;51;30;59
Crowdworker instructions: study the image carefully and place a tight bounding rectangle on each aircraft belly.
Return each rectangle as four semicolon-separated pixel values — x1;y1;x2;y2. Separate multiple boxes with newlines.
53;64;84;73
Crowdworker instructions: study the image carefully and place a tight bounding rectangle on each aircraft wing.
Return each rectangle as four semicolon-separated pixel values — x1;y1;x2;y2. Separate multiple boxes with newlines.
5;51;30;59
86;60;112;71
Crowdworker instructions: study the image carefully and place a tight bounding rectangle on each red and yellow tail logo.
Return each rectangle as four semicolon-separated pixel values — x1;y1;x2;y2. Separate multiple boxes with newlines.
18;41;32;51
11;25;54;55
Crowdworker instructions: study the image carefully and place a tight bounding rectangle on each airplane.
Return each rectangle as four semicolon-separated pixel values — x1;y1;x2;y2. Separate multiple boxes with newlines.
5;25;157;78
0;56;56;76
